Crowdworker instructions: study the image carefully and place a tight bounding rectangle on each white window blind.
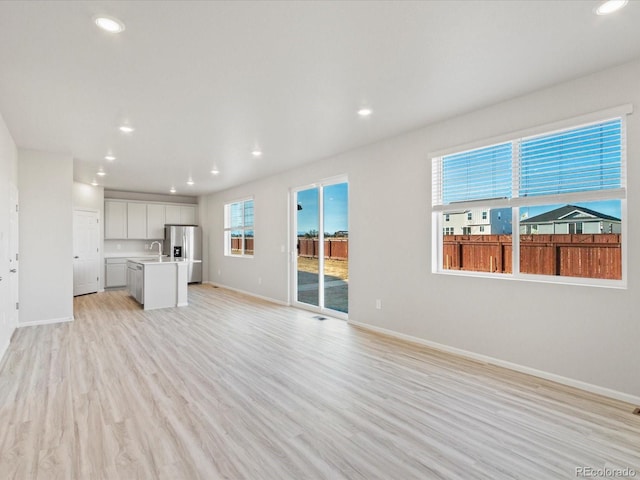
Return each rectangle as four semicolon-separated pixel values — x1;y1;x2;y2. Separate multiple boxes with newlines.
433;117;624;208
433;143;512;206
519;119;623;198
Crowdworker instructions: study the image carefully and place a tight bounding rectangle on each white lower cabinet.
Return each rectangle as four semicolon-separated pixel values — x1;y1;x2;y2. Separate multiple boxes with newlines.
105;258;128;287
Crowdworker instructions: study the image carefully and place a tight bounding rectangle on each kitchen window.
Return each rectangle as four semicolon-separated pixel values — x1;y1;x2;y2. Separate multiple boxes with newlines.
432;106;628;286
224;198;254;257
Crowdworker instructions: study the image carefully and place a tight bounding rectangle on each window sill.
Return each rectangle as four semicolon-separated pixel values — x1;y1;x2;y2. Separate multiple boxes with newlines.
434;269;626;289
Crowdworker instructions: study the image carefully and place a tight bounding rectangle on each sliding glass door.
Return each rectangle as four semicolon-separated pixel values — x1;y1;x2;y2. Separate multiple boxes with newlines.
293;179;348;317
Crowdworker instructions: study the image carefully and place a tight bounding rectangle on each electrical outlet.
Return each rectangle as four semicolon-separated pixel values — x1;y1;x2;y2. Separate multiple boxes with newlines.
144;244;149;250
217;269;221;275
375;299;382;310
116;244;121;250
258;277;262;285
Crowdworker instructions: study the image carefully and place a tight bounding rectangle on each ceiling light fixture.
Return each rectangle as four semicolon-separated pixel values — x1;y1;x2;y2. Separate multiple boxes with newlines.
97;170;106;176
119;125;134;133
91;180;99;186
187;179;194;186
170;187;176;194
358;107;373;117
105;155;116;161
594;0;628;15
94;15;126;33
252;149;262;157
211;166;220;175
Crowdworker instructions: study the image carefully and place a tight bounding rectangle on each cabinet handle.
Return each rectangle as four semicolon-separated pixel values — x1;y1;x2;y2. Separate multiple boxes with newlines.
74;256;79;259
10;269;17;273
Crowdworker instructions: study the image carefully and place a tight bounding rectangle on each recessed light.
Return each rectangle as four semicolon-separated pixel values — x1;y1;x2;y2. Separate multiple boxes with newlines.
91;180;99;186
170;187;176;194
211;166;220;175
105;155;116;161
119;125;134;133
594;0;628;15
94;15;125;34
187;179;194;186
97;170;106;176
357;108;373;117
252;149;262;157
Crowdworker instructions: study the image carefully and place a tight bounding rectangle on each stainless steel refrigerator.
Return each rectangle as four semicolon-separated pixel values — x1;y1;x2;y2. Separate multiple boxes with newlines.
163;225;202;283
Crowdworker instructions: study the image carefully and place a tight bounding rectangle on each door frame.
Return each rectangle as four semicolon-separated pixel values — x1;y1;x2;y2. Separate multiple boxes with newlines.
290;175;348;320
8;183;19;328
73;208;101;296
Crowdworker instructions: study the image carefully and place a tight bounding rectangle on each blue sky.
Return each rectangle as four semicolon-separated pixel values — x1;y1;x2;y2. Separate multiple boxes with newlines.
297;183;348;235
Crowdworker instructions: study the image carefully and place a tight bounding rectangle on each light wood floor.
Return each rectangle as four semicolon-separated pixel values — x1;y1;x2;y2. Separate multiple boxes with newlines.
1;285;639;479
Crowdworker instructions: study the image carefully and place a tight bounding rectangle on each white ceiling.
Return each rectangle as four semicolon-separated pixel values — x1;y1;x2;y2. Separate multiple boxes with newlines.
1;1;639;196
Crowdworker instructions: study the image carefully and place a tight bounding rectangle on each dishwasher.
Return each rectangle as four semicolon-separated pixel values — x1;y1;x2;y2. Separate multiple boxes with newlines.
127;261;144;304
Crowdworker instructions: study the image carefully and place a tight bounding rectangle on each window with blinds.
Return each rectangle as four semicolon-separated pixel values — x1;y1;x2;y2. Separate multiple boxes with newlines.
519;119;622;198
432;113;626;285
224;198;255;257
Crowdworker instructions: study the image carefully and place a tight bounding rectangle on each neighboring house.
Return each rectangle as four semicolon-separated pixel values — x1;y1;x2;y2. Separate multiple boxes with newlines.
519;205;621;234
443;208;512;235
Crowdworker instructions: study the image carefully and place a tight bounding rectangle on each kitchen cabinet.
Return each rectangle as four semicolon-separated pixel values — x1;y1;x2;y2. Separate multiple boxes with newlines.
127;203;147;239
105;201;127;239
146;204;165;239
105;258;127;287
166;205;197;225
105;200;197;239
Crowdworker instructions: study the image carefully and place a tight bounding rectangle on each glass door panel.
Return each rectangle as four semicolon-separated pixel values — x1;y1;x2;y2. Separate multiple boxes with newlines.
323;183;348;313
296;187;320;307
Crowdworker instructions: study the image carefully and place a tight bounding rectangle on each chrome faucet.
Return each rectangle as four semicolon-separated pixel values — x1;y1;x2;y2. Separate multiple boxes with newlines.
150;241;162;257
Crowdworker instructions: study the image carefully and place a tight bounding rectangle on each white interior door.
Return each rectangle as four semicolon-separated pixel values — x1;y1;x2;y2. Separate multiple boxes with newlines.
8;184;19;326
73;209;100;296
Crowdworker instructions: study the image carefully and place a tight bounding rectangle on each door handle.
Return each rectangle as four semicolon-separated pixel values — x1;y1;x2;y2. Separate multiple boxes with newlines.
10;269;16;273
74;256;79;259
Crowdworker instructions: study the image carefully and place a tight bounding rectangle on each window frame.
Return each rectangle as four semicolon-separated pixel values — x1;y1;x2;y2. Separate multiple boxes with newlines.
224;197;255;258
431;105;630;288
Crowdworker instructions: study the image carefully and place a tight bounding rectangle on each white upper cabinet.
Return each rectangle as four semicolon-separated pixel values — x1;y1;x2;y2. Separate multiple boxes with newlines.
104;201;127;239
105;200;197;239
146;204;165;239
127;203;147;239
165;205;196;225
180;205;196;224
165;205;181;224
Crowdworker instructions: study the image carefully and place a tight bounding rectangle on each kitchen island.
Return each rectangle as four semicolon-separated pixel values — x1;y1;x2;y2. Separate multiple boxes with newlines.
126;257;201;310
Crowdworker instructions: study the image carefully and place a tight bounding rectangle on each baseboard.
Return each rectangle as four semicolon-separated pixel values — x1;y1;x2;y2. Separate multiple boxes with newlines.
203;281;289;306
348;319;640;406
18;316;74;328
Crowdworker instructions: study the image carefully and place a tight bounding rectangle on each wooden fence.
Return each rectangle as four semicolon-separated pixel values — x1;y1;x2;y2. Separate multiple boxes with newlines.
443;234;621;280
298;238;348;260
230;237;254;254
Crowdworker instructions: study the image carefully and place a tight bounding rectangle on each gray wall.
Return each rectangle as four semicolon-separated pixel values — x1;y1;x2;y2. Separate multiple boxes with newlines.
201;59;640;401
19;149;74;325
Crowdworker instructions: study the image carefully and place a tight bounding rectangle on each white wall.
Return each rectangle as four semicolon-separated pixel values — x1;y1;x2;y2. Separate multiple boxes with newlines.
201;59;640;402
0;112;18;360
19;149;73;325
73;181;104;290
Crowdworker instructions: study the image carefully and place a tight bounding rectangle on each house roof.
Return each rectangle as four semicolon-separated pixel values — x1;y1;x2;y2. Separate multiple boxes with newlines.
520;205;620;224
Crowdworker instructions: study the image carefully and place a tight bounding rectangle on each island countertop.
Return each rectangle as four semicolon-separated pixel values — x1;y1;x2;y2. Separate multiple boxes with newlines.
126;258;200;310
127;257;202;265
